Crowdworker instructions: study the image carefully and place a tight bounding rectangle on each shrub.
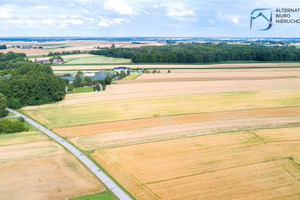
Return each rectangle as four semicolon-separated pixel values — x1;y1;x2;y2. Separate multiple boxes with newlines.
105;76;113;85
67;84;74;91
0;119;29;134
0;93;8;117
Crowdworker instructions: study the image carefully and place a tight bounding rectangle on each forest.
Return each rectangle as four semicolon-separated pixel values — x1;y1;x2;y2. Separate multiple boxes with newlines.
0;52;66;109
90;43;300;63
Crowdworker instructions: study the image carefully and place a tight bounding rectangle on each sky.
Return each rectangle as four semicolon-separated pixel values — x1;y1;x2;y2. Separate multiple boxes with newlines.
0;0;299;37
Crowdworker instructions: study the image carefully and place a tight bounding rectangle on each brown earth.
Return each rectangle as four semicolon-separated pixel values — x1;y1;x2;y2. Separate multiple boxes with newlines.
55;106;300;137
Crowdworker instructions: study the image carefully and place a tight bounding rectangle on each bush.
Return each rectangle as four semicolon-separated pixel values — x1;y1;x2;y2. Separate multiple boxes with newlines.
105;76;113;85
84;76;93;86
67;84;74;91
0;93;8;117
0;119;29;134
18;117;25;123
92;80;106;91
81;80;87;87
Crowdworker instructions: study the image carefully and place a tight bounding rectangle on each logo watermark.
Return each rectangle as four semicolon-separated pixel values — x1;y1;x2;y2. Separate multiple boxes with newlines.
250;8;300;31
250;8;273;31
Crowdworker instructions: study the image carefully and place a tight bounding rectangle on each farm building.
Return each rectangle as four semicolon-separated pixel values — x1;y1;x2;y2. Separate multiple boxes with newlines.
114;67;131;74
60;71;114;83
34;59;50;64
53;59;63;64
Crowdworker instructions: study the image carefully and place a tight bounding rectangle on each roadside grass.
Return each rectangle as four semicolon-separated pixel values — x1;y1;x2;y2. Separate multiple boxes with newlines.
24;90;300;129
64;55;131;64
70;191;117;200
7;112;15;117
67;87;95;94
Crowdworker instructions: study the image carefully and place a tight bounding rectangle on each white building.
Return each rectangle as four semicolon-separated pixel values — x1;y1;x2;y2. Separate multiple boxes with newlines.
114;67;131;74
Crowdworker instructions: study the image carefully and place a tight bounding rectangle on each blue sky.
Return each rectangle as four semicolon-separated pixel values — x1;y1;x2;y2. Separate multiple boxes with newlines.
0;0;299;37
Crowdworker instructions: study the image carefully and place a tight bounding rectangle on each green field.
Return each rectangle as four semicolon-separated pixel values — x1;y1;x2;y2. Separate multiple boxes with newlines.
24;90;300;129
67;87;95;94
64;55;131;64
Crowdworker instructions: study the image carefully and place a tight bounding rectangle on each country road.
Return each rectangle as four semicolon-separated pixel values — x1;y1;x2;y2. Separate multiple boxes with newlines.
7;108;132;200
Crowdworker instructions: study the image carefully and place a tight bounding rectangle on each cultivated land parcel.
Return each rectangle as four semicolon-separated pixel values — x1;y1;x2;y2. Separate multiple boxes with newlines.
22;66;300;200
0;130;105;200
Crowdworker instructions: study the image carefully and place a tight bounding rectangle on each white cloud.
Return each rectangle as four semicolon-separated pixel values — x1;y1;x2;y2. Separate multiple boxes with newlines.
103;0;133;15
42;19;56;26
98;17;128;27
0;7;12;19
159;3;195;21
98;18;110;26
69;19;84;24
8;19;36;28
232;16;239;24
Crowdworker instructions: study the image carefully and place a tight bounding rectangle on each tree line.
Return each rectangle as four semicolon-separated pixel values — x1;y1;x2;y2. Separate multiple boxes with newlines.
0;45;7;49
0;52;66;109
90;43;300;63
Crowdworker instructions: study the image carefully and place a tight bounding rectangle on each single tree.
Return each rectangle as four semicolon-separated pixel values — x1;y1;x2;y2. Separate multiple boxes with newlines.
84;76;93;86
105;76;113;85
73;74;82;88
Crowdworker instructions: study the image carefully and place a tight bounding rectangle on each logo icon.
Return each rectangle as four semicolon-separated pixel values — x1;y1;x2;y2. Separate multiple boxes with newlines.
250;8;273;31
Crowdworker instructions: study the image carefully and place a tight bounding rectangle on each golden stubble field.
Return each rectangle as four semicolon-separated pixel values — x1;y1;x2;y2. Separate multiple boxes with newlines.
0;131;104;200
21;67;300;200
92;128;300;200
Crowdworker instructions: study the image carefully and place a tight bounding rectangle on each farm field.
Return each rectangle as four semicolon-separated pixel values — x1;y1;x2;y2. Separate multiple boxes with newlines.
92;128;300;200
121;74;141;80
51;62;300;71
64;55;131;64
21;75;300;109
28;54;95;62
22;66;300;200
0;40;163;56
0;130;105;200
23;89;300;129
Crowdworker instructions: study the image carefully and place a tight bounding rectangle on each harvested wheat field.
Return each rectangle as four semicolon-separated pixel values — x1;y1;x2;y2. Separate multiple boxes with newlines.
91;129;300;200
70;116;300;150
0;131;104;200
56;106;300;137
137;69;300;80
22;78;300;110
23;90;300;128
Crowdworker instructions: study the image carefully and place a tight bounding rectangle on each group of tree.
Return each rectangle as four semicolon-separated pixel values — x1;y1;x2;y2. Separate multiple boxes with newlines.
0;45;7;49
47;50;82;57
90;43;300;63
0;52;66;109
0;118;29;134
67;71;113;92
